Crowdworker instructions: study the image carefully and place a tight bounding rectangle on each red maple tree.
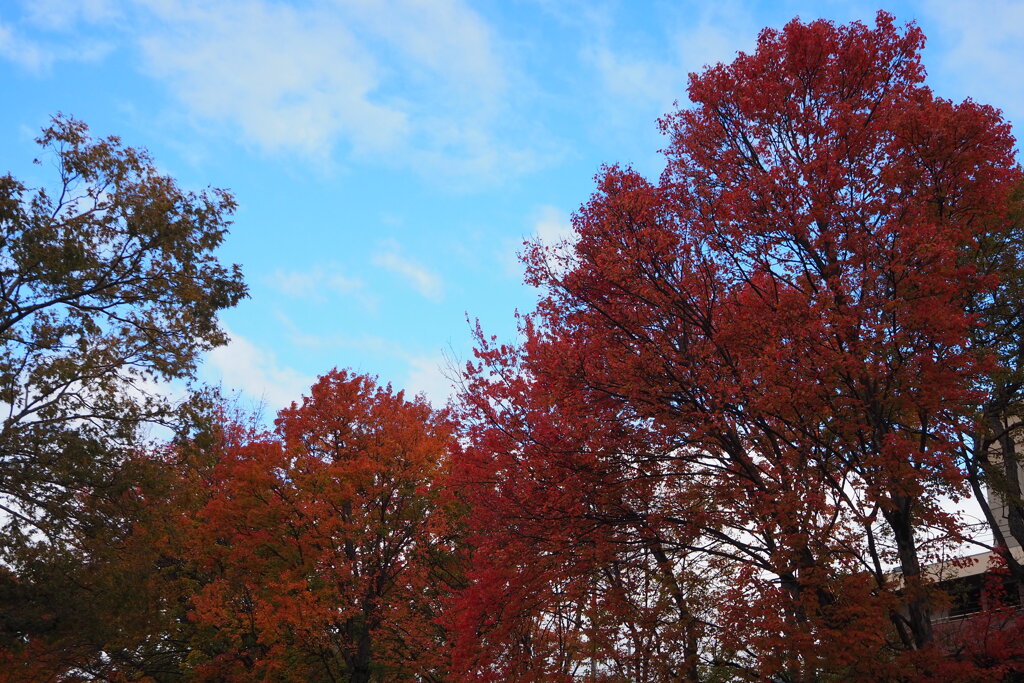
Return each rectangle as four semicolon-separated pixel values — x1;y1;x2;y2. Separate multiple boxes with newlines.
452;12;1022;681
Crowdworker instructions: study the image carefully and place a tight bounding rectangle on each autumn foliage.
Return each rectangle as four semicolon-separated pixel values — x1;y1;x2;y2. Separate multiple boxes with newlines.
174;371;457;681
451;11;1024;682
4;11;1024;683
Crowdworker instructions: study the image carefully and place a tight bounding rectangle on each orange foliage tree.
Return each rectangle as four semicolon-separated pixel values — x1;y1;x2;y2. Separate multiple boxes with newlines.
451;13;1023;681
178;370;458;681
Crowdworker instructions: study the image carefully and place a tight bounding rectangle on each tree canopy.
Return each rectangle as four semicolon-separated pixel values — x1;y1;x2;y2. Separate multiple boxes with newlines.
0;115;247;679
4;12;1024;683
451;12;1024;681
177;370;458;681
0;115;247;543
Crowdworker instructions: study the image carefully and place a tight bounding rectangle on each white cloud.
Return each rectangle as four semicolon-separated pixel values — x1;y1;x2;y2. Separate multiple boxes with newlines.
0;21;54;73
919;0;1024;126
499;205;576;278
333;0;519;181
0;20;111;73
671;1;758;77
128;0;532;181
342;0;505;103
586;45;682;109
403;354;456;407
268;265;376;309
582;0;757;115
138;0;407;158
372;240;443;302
21;0;120;31
263;315;455;406
3;0;542;183
532;204;575;246
205;327;312;411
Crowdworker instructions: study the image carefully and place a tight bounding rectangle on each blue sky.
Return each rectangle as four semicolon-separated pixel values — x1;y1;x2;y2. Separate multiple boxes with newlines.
2;0;1023;412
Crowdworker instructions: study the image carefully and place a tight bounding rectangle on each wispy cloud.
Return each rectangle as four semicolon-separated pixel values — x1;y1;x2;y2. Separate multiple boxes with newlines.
20;0;120;31
669;0;758;78
585;45;681;109
342;0;505;103
532;204;574;245
919;0;1024;128
205;327;312;410
2;0;550;183
580;0;757;122
138;0;407;158
128;0;536;181
271;315;455;406
500;204;575;277
404;353;456;407
372;240;443;302
0;22;54;73
0;19;111;73
268;265;376;309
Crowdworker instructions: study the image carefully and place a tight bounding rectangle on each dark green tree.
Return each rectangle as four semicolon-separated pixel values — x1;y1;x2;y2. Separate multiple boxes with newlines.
0;115;246;678
0;114;246;542
963;182;1024;576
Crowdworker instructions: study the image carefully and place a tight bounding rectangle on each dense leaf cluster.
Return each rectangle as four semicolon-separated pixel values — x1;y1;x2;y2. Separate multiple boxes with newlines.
4;12;1024;683
0;115;246;541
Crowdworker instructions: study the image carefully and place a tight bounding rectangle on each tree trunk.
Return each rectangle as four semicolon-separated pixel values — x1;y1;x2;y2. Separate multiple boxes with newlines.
884;496;933;648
